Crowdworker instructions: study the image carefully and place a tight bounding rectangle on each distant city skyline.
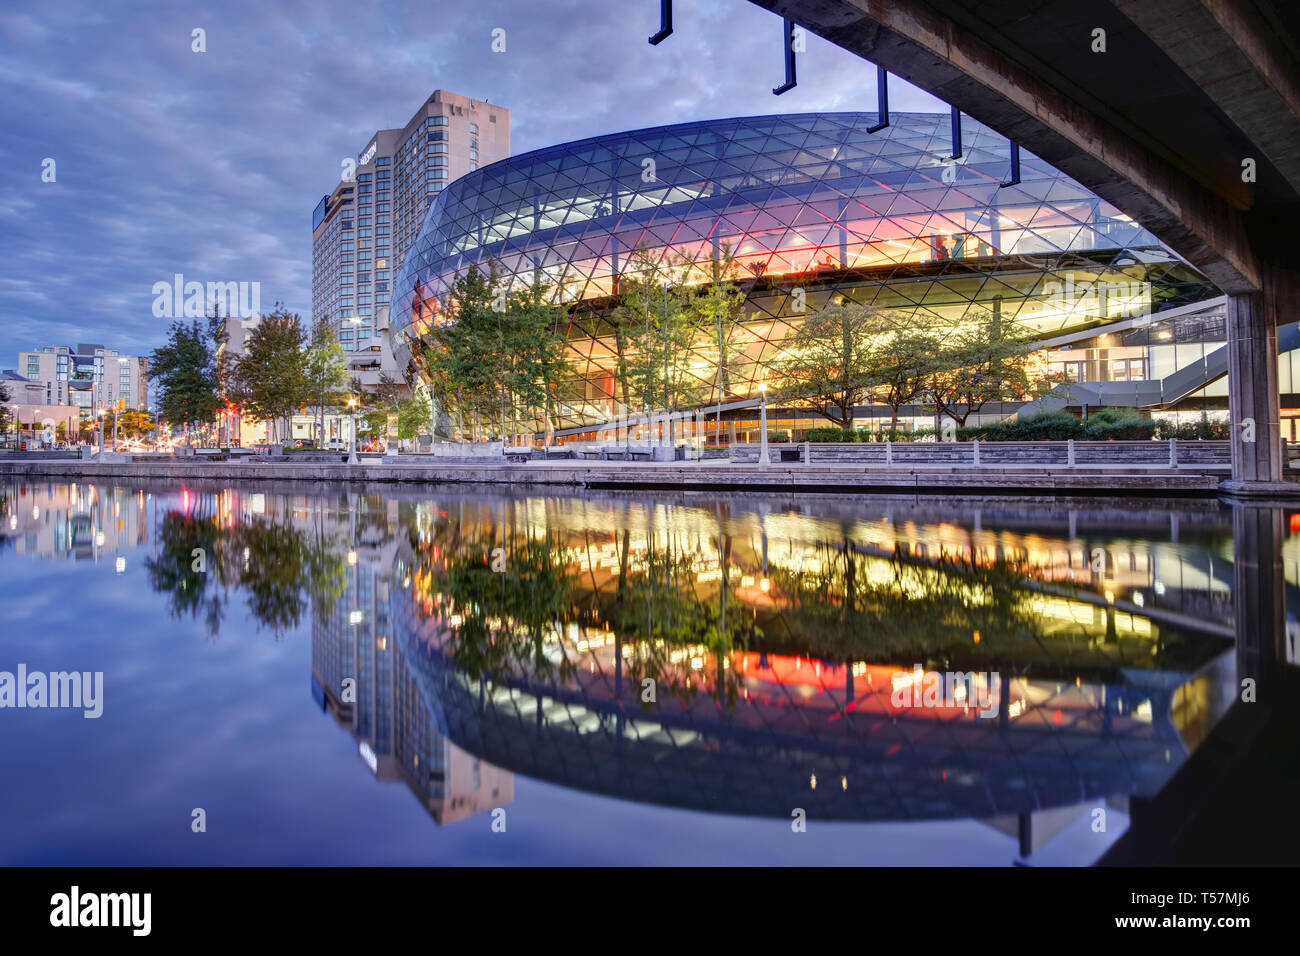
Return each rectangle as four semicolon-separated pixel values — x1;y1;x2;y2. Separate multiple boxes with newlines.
0;0;944;365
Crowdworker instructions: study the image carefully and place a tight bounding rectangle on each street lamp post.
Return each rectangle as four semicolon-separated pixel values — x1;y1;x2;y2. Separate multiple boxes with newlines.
347;397;359;465
112;406;118;452
96;409;105;455
758;383;769;465
662;280;670;446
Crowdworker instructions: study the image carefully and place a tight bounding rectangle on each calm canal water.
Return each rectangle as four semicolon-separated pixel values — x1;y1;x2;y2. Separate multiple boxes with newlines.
0;478;1280;865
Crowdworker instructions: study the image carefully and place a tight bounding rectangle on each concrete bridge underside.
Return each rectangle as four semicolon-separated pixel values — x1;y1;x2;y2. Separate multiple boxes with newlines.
746;0;1300;492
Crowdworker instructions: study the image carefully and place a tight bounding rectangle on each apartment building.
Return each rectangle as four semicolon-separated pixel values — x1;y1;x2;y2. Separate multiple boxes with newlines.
15;343;148;417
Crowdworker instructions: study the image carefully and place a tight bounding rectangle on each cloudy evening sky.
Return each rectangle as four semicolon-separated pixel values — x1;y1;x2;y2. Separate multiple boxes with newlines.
0;0;945;366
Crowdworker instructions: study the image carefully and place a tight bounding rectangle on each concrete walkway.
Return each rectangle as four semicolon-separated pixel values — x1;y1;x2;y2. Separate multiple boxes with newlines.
0;455;1244;497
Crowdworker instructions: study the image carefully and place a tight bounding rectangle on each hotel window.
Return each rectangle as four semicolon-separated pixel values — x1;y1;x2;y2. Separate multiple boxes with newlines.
375;157;390;166
470;138;478;150
469;149;478;161
430;143;448;154
358;229;371;237
427;130;447;142
430;115;448;127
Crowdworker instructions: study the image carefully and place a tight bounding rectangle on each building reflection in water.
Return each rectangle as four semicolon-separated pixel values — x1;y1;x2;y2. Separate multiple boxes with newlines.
3;478;1291;859
309;493;513;825
0;481;149;564
387;495;1244;851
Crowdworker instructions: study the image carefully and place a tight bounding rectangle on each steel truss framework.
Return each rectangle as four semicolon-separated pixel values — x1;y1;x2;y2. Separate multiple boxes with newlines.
392;112;1216;432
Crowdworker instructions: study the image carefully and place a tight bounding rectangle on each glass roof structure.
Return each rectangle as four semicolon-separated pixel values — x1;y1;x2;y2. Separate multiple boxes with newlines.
392;111;1216;433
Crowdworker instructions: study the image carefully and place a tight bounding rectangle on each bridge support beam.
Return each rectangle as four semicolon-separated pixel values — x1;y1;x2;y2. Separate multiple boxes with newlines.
1222;289;1290;494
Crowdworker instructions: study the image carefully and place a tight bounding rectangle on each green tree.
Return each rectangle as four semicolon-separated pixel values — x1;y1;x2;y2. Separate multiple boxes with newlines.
925;309;1041;427
615;248;681;413
149;319;224;445
230;307;309;443
396;391;432;440
865;328;934;427
775;303;901;428
423;264;503;440
115;409;155;439
501;279;575;443
303;317;350;445
685;247;749;438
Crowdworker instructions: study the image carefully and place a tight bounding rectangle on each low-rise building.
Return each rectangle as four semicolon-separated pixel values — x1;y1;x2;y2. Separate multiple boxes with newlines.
15;344;148;422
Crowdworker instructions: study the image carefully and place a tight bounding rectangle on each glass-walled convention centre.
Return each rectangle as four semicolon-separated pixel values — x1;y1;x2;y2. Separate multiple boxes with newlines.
391;111;1284;437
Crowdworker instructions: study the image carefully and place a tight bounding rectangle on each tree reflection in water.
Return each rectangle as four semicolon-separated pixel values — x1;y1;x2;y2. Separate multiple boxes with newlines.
136;487;1220;685
766;537;1044;665
402;499;1225;704
145;490;349;637
407;508;759;707
761;536;1206;677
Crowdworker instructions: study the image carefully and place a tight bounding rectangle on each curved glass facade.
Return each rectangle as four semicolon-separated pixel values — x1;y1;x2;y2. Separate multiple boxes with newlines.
393;111;1216;433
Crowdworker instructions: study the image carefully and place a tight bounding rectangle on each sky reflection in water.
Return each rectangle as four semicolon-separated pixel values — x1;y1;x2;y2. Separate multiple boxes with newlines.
0;479;1248;865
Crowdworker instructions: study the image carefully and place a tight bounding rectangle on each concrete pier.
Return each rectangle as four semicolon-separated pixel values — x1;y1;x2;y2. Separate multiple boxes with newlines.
0;456;1230;498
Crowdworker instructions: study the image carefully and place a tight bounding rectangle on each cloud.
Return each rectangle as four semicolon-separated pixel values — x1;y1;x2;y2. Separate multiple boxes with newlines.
0;0;945;366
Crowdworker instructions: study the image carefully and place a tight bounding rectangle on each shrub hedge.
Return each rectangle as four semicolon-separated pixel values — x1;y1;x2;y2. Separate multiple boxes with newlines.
1153;419;1231;440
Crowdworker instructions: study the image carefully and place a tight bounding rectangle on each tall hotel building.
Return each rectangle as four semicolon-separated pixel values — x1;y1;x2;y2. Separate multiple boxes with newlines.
311;90;510;389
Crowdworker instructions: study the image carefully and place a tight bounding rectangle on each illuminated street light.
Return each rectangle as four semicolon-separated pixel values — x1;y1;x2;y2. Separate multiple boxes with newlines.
758;382;769;465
